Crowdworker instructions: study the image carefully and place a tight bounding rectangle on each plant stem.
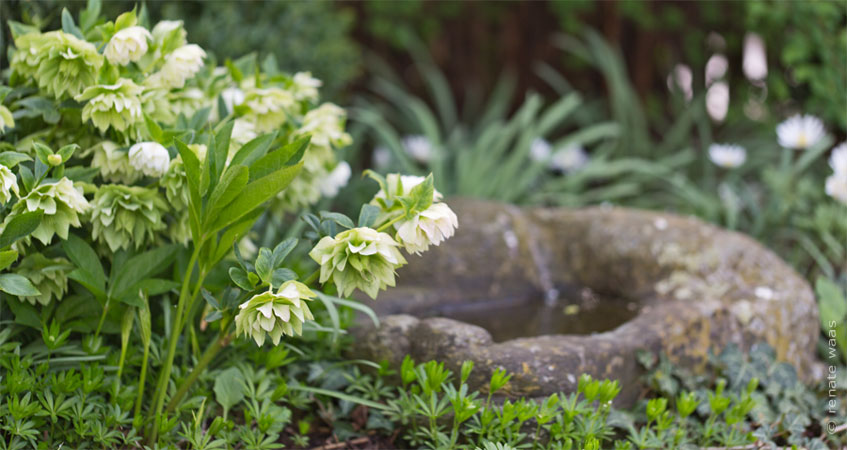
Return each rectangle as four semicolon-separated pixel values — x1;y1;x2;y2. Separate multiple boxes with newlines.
302;269;320;286
148;246;201;442
133;339;151;424
166;329;232;414
376;214;404;232
93;297;111;339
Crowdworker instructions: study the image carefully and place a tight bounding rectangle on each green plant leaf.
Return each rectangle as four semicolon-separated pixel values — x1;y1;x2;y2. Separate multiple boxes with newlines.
228;266;253;291
209;162;303;233
0;211;42;250
229;131;277;167
214;367;245;418
61;8;84;39
0;250;18;272
0;151;31;168
816;277;847;329
358;204;380;228
288;385;389;411
248;136;309;181
62;234;106;297
205;164;249;223
110;246;178;298
0;273;40;296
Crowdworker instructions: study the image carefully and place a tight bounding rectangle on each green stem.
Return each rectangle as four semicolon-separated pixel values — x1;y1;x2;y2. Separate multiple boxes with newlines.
376;214;404;232
166;329;232;414
302;269;320;287
93;297;111;339
148;246;201;442
133;339;151;424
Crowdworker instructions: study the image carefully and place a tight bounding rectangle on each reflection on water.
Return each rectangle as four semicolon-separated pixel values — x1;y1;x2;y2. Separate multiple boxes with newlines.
422;291;640;342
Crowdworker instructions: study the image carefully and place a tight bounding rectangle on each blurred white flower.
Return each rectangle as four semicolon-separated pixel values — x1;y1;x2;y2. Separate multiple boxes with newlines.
530;138;552;162
551;145;588;172
705;54;728;86
777;114;825;150
825;174;847;205
104;26;151;66
402;135;433;163
826;142;847;205
148;44;206;89
373;173;442;201
232;119;258;145
667;64;693;101
292;72;322;102
129;141;171;177
743;33;768;81
373;146;392;169
708;143;746;168
319;161;351;198
298;103;351;148
151;20;186;47
706;81;729;122
828;142;847;174
395;202;459;254
220;87;245;114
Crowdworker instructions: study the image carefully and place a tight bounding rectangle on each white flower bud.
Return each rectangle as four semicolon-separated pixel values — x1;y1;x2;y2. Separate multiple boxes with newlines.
129;142;171;177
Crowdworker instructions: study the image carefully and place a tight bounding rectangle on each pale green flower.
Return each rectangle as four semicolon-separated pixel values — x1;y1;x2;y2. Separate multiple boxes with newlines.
89;141;140;184
274;145;334;211
291;72;321;102
15;254;73;306
151;20;187;50
244;86;295;132
309;227;407;299
235;281;316;346
104;26;151;66
12;31;103;99
147;44;206;89
160;158;190;210
168;88;206;120
296;103;352;149
5;177;91;245
141;88;177;125
76;79;144;133
0;164;19;204
90;185;168;251
0;105;14;134
394;202;458;255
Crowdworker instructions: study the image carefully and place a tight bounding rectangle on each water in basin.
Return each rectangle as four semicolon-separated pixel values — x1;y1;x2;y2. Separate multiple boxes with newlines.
422;290;640;342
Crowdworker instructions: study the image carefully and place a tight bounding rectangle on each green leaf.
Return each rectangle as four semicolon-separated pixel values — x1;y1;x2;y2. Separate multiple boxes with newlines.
0;250;17;272
209;162;303;233
110;246;178;298
205;164;249;223
202;290;220;309
358;204;381;228
211;120;235;185
211;209;263;265
56;144;78;163
175;140;203;238
33;142;53;165
319;212;354;230
113;9;137;31
5;297;41;329
817;277;847;329
0;273;40;296
79;0;102;32
271;238;297;268
228;267;253;291
229;131;277;167
144;113;163;143
214;367;245;417
62;234;106;297
271;268;297;287
288;385;389;411
248;137;309;181
399;173;435;218
0;211;43;249
254;248;273;284
61;8;84;39
0;151;31;168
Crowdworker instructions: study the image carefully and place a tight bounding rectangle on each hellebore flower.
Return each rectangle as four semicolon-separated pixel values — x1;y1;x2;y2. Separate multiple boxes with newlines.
90;141;140;184
0;105;14;134
394;202;459;254
12;31;103;99
235;281;316;346
128;141;171;178
15;254;73;306
298;103;352;148
5;177;90;245
0;164;19;204
90;185;168;251
148;44;206;89
104;26;151;66
76;79;144;134
309;227;407;299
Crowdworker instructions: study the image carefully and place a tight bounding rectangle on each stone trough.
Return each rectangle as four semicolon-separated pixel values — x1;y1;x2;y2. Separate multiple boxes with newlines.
350;198;819;405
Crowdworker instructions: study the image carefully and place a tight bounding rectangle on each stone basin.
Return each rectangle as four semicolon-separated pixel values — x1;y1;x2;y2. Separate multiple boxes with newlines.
349;199;819;404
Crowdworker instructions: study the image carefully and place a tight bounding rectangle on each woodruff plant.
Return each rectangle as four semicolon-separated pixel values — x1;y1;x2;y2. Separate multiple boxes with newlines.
0;1;458;444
